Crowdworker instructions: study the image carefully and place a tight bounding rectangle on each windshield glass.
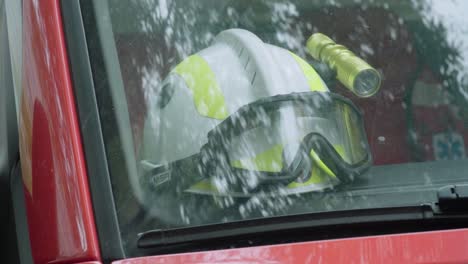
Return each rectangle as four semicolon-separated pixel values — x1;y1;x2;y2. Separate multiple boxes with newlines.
83;0;468;254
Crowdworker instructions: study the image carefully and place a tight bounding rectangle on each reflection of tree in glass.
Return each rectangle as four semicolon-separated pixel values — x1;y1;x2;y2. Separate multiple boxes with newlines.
107;0;468;238
408;0;468;118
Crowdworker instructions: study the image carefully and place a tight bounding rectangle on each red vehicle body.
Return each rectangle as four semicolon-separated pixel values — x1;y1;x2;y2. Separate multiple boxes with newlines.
2;0;468;263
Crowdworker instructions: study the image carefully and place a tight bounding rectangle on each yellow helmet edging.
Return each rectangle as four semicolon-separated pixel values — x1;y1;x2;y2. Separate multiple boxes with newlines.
289;52;328;92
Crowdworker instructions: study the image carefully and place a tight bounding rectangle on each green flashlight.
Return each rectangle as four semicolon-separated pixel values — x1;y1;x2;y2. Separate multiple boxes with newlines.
306;33;381;97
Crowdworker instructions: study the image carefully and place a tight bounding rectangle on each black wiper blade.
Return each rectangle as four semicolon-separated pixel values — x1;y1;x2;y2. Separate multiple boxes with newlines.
138;205;434;248
437;184;468;212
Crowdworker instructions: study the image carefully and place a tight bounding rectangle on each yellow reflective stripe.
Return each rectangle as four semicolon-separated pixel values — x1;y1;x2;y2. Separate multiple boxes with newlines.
310;149;336;178
341;104;360;164
188;179;218;193
173;55;228;119
289;52;327;92
231;144;283;172
334;145;346;159
310;144;346;179
289;144;346;188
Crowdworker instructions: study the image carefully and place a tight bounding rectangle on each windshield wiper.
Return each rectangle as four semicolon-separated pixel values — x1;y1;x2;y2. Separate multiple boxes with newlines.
138;205;429;248
137;184;468;250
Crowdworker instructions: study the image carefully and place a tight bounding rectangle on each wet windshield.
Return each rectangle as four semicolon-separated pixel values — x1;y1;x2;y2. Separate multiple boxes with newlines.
83;0;468;254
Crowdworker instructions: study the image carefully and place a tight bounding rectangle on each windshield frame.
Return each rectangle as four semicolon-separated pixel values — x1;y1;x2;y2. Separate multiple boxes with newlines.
66;0;468;259
61;0;126;260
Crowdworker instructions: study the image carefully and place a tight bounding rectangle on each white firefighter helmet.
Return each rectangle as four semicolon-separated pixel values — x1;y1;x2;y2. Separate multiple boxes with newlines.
137;29;371;203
